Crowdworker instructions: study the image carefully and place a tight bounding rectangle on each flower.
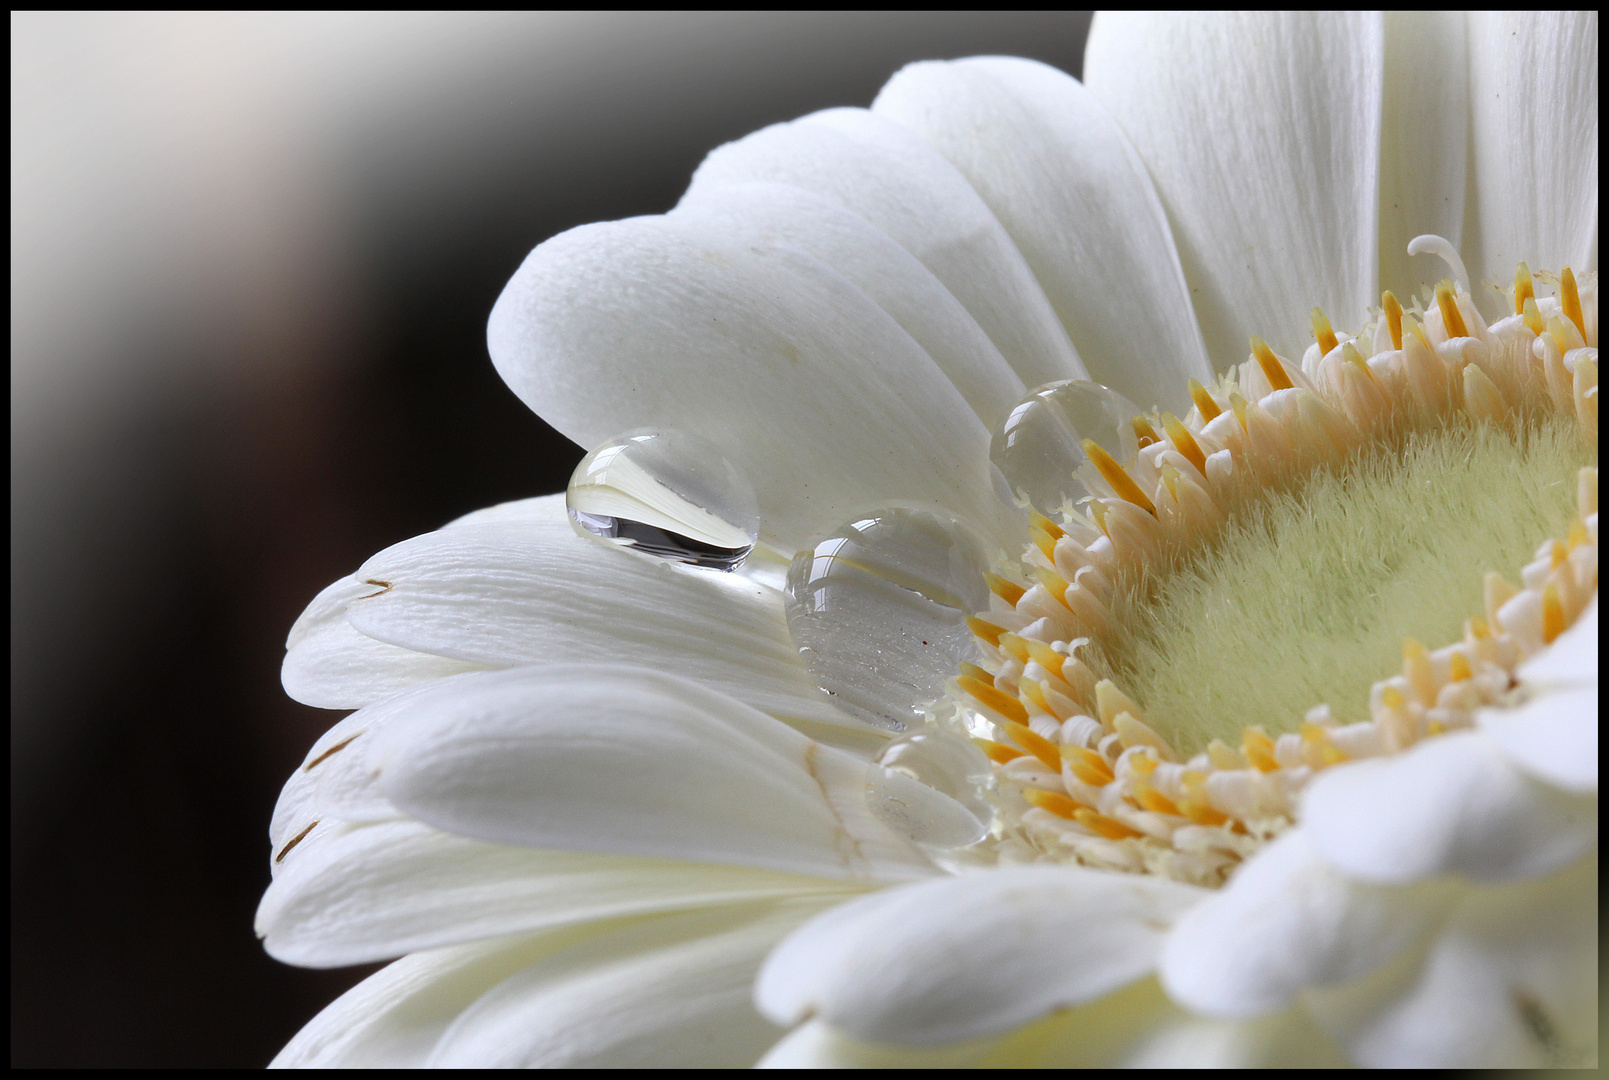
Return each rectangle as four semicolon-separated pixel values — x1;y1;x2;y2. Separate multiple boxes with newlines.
261;11;1598;1068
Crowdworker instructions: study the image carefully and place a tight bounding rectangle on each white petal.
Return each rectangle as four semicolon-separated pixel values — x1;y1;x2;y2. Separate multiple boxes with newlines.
338;502;847;728
1515;596;1597;687
257;816;859;968
486;213;1004;550
1302;730;1598;884
281;574;484;710
1377;12;1470;302
673;181;1025;430
366;665;947;882
1478;685;1598;794
270;928;623;1068
1160;830;1461;1018
1085;13;1385;364
428;899;833;1067
761;978;1188;1068
683;106;1083;391
755;865;1206;1045
1329;853;1598;1068
1464;12;1599;291
872;56;1212;415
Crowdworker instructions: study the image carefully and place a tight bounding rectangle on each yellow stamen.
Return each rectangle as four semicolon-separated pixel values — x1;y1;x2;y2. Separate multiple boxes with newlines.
984;572;1026;606
1469;615;1492;640
1251;335;1294;390
1341;341;1374;381
1177;797;1230;828
1483;572;1518;630
1088;497;1110;536
1206;739;1243;770
1448;652;1472;683
1404;315;1432;350
974;737;1025;765
1188;378;1222;421
1549;539;1568;569
1132;781;1181;816
967;616;1005;647
1114;712;1173;758
1462;363;1507;422
1300;722;1348;766
1541;583;1566;644
1568;518;1590;550
1435;279;1469;338
1133;415;1161;449
1242;726;1279;773
1028;524;1057;562
1023;787;1080;819
1522;296;1544;336
1402;637;1435;705
1060;743;1115;785
1560;266;1586;341
1095;679;1145;729
1160;412;1208;474
1025;639;1067;682
1311;307;1339;355
1546;316;1576;354
1382;291;1404;349
960;676;1029;724
1028;509;1065;542
959;661;994;687
997;632;1031;664
1034;566;1071;607
1380;685;1407;711
1082;439;1157;516
1514;262;1534;315
1229;391;1249;430
1074;808;1143;840
1126;750;1159;777
1003;721;1061;772
1021;677;1053;715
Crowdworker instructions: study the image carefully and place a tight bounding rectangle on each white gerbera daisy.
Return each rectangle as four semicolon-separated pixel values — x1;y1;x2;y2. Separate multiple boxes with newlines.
261;11;1598;1068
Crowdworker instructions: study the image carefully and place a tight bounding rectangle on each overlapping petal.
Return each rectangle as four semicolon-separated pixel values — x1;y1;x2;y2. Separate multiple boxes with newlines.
1301;731;1598;885
1159;830;1460;1018
285;494;850;727
756;865;1204;1045
1463;12;1598;292
672;181;1026;430
682;106;1083;392
1085;12;1385;363
365;664;951;882
872;56;1212;415
486;213;1006;550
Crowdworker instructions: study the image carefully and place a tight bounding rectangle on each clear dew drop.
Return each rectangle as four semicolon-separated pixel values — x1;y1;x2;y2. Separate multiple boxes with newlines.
865;763;989;849
566;429;759;570
990;380;1141;516
877;729;995;824
784;506;991;732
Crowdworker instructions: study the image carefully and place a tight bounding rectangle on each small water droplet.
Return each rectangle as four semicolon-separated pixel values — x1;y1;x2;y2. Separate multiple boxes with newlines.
865;764;988;849
990;380;1141;515
879;729;995;824
784;507;990;731
567;430;759;570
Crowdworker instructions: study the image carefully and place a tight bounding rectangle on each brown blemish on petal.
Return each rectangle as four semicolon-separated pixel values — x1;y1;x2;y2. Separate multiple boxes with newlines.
275;821;318;864
304;734;361;772
357;579;392;600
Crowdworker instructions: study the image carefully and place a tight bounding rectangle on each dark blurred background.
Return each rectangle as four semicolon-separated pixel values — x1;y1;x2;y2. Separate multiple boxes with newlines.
11;12;1091;1066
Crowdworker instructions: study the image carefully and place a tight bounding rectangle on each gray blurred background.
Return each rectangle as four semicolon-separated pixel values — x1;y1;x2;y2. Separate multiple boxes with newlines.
11;12;1091;1066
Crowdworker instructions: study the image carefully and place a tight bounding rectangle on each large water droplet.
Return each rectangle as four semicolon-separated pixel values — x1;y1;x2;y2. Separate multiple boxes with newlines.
878;729;995;824
990;380;1141;515
567;430;759;570
865;763;988;849
784;507;990;731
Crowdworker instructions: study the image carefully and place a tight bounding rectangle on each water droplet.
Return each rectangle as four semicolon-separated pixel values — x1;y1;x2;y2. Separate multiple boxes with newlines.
990;380;1141;515
566;429;759;570
865;763;988;849
784;507;990;731
878;729;995;824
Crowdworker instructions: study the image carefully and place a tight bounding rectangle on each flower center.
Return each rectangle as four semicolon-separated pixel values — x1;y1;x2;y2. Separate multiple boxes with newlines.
953;254;1599;885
